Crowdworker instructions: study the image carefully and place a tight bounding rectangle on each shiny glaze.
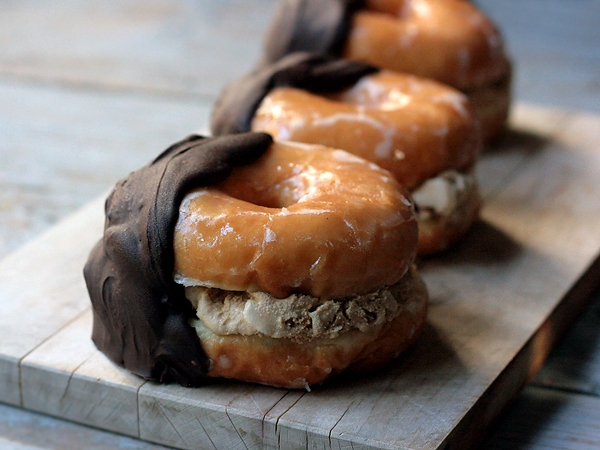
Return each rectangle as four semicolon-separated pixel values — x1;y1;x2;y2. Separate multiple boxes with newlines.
174;141;418;299
252;71;480;190
345;0;511;91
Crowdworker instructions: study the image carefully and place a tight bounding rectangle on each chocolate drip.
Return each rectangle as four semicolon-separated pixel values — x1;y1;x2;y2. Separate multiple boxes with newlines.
84;132;273;386
262;0;365;64
211;52;378;136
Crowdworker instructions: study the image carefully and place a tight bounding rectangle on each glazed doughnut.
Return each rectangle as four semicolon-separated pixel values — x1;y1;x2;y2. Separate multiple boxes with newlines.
176;140;425;388
174;140;418;299
252;71;478;191
261;0;512;142
84;133;428;389
211;53;482;255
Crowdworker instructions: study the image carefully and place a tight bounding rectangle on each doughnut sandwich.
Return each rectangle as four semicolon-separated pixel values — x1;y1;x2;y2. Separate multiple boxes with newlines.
212;53;482;256
84;133;428;389
261;0;512;142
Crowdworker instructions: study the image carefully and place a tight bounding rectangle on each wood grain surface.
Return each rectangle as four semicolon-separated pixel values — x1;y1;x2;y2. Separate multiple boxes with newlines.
1;103;599;449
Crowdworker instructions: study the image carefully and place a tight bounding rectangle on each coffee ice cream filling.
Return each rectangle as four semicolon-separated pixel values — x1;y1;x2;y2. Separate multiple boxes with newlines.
182;266;422;342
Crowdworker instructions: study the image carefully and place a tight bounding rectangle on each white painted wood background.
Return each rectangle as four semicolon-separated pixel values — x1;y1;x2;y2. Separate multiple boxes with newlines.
1;0;599;449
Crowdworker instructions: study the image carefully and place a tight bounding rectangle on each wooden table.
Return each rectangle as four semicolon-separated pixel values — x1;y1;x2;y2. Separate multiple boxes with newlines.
1;1;599;448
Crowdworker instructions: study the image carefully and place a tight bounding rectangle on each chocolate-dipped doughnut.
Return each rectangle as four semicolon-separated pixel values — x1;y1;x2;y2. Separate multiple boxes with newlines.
261;0;512;142
211;53;482;256
84;133;428;389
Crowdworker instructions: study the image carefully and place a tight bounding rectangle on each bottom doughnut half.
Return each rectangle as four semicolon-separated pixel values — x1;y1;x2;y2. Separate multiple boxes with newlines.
186;266;428;389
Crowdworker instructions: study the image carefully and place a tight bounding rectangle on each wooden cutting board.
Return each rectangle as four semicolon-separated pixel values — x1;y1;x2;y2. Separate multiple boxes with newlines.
1;103;599;450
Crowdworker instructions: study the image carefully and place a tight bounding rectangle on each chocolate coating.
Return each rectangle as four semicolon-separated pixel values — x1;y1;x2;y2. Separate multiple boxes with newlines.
83;132;273;387
262;0;365;64
211;52;378;136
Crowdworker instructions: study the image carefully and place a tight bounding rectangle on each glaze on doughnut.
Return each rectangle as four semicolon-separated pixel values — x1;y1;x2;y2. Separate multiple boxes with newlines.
261;0;511;141
174;140;418;299
345;0;510;92
251;70;480;190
